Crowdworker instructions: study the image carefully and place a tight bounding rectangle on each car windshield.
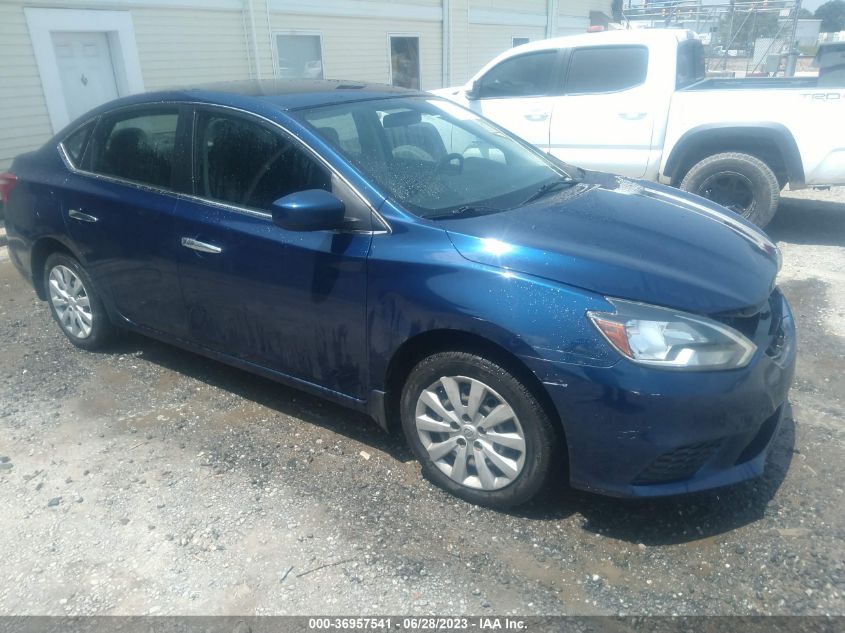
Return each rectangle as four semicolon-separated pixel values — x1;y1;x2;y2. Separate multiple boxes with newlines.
295;96;576;218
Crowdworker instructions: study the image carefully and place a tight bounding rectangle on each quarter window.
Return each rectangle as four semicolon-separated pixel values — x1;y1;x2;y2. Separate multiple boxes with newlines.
477;51;559;98
91;110;179;188
61;121;95;167
565;46;648;94
276;33;324;79
194;112;331;212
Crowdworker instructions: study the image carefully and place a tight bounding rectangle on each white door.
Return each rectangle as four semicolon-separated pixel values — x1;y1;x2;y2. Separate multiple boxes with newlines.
467;49;562;150
52;31;119;121
549;45;655;178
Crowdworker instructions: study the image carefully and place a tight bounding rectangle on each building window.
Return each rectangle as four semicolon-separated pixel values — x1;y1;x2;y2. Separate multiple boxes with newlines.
390;35;420;89
512;37;530;47
276;33;324;79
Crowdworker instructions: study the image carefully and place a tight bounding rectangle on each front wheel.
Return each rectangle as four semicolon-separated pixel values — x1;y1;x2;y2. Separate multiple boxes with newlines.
679;152;780;227
43;253;115;350
400;351;558;508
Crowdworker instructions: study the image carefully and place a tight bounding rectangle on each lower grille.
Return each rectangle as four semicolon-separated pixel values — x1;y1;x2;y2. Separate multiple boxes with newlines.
633;440;723;485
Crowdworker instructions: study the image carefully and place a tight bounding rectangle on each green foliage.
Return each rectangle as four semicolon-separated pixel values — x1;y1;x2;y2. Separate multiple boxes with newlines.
815;0;845;33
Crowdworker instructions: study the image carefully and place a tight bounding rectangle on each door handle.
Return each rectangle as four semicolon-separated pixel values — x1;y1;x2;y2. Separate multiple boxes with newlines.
618;112;647;121
68;209;98;223
181;237;222;254
524;111;549;122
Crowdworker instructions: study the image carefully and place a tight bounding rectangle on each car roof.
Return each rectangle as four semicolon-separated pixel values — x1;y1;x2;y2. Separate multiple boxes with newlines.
95;79;426;114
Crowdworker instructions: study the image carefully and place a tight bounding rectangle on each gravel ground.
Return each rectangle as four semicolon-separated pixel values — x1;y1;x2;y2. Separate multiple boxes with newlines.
0;189;843;616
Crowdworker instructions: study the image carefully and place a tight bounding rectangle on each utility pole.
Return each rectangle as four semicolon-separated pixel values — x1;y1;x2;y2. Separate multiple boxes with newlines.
785;0;802;76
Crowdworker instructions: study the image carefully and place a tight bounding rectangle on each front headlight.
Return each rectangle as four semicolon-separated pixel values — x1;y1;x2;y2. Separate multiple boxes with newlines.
587;299;756;371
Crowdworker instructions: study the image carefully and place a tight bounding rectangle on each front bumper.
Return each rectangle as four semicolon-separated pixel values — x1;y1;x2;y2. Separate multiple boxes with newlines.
527;289;796;498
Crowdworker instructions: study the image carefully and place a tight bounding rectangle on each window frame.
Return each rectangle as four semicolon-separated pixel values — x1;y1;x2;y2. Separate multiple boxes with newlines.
59;103;190;195
562;44;650;96
274;30;326;80
475;49;566;100
388;33;422;90
187;104;386;232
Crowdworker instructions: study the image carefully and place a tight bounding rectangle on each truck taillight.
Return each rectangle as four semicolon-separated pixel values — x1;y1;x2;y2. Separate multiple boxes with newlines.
0;171;17;204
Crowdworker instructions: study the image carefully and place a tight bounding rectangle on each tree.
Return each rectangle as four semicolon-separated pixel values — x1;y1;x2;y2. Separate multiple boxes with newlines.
798;8;814;19
815;0;845;33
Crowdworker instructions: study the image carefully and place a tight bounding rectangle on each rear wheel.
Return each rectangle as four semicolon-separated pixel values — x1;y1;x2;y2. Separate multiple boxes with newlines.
679;152;780;227
44;253;114;350
400;351;557;508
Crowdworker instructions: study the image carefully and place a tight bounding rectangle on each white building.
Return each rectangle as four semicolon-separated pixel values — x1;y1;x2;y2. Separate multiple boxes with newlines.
0;0;613;170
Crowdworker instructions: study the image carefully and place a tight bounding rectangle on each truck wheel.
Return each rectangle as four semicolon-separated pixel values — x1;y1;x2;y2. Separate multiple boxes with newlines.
679;152;780;227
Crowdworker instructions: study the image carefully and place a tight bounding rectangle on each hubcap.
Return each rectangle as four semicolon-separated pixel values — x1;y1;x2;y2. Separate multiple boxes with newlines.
48;265;93;339
414;375;526;491
697;171;756;216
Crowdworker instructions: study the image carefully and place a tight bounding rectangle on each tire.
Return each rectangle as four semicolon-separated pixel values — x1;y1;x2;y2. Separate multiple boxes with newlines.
679;152;780;228
400;351;557;508
43;252;115;350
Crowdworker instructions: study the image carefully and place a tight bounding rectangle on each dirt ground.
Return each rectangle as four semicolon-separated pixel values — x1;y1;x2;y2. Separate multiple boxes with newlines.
0;188;843;616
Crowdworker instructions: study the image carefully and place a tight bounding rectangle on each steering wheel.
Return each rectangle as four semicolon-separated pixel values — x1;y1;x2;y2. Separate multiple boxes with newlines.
436;153;464;174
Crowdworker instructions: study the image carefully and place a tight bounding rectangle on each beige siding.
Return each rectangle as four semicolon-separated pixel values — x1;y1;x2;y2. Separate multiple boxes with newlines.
270;13;443;90
0;3;52;169
0;0;614;170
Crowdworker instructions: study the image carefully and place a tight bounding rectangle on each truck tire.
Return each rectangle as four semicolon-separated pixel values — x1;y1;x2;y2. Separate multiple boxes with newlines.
679;152;780;228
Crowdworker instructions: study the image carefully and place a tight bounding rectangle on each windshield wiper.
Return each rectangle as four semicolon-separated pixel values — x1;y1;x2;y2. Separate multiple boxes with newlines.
427;205;504;220
520;177;581;206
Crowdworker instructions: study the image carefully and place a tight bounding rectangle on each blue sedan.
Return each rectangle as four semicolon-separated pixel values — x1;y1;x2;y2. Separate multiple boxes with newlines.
1;80;795;507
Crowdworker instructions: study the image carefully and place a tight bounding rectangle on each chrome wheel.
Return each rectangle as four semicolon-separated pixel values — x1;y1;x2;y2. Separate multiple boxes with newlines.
414;375;526;491
48;264;93;339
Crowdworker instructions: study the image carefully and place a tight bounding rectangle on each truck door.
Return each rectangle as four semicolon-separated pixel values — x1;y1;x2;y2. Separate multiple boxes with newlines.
466;49;564;151
549;45;654;178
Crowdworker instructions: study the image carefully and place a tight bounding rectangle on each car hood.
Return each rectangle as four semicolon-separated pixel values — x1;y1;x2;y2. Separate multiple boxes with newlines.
440;172;779;315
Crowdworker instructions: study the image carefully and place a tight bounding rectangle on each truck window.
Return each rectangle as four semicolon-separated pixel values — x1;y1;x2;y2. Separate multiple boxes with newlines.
677;39;705;88
565;46;648;94
477;51;559;99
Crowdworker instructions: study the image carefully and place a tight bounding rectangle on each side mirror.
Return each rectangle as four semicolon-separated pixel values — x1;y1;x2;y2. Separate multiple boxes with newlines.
466;79;481;100
271;189;346;232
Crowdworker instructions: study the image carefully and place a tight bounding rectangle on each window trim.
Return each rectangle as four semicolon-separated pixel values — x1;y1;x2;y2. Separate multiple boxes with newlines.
58;117;99;170
476;49;565;100
563;44;650;96
388;32;422;90
273;29;326;79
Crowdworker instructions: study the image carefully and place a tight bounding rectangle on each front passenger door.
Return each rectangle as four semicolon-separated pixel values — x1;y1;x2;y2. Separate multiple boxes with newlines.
173;108;373;397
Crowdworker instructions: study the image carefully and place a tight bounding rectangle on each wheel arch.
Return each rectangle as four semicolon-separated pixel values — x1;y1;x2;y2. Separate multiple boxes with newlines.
663;123;805;188
374;328;565;446
30;236;82;301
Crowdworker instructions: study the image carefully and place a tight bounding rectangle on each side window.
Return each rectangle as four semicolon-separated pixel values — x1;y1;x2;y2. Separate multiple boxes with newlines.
477;51;559;98
61;121;95;167
565;46;649;94
90;109;179;188
195;111;331;211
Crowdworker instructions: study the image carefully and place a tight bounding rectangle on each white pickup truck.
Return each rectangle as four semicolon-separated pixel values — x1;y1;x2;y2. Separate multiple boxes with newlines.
433;29;845;226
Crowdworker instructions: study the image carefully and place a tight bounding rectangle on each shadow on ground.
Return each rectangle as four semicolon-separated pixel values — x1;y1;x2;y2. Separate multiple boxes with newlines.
768;195;845;246
96;330;795;547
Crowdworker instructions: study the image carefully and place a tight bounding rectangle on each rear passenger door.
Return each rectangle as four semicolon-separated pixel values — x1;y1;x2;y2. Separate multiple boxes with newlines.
173;107;373;397
549;45;655;178
59;105;189;336
468;49;563;150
